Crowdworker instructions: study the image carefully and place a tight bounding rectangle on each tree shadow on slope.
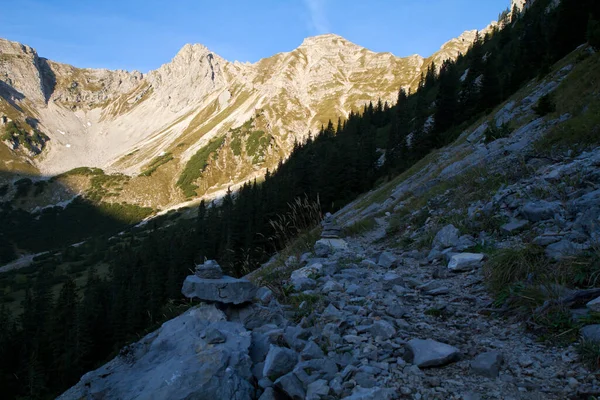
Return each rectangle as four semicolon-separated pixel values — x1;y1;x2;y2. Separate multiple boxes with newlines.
0;169;153;265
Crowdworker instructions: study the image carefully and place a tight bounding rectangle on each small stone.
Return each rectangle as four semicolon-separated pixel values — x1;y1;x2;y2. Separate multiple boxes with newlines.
567;377;579;388
518;355;533;368
370;320;396;340
255;287;274;305
447;253;484;272
274;372;306;400
194;260;223;279
378;252;397;268
471;351;503;378
432;224;460;250
404;339;461;368
322;304;343;322
301;341;325;360
263;345;298;381
501;219;528;233
307;379;330;399
386;304;408;319
425;287;450;296
322;280;344;293
382;272;403;288
354;372;377;388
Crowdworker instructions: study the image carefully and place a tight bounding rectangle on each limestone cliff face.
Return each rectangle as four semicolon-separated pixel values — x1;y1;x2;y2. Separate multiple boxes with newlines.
0;28;487;208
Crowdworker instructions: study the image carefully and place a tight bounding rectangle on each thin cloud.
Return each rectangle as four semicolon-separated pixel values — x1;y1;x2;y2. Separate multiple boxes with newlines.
303;0;330;34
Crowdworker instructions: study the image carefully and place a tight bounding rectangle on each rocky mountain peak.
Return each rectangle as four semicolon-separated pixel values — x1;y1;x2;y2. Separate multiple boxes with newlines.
0;38;37;57
172;43;214;63
298;33;364;53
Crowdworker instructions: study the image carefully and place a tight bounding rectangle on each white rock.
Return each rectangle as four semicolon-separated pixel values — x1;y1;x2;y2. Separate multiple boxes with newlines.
447;253;484;272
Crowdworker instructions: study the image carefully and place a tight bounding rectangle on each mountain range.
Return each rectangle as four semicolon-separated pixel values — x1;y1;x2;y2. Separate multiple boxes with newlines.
0;26;493;210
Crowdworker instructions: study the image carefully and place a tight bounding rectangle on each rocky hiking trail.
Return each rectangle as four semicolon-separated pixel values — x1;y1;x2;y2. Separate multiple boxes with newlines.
59;210;598;400
302;221;590;399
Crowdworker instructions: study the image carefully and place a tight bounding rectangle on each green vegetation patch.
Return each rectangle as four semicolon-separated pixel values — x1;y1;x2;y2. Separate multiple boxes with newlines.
246;130;270;164
139;153;174;177
228;117;272;163
2;121;49;154
177;136;226;198
534;52;600;153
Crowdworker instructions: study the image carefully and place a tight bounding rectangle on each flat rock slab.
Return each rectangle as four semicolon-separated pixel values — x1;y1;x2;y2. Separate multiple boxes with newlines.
404;338;461;368
182;275;257;304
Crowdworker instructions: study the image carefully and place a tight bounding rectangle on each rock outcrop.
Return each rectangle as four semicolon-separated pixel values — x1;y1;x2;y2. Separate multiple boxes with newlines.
58;305;256;400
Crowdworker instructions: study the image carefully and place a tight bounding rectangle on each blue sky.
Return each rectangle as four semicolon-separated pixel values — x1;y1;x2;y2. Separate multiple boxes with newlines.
0;0;509;72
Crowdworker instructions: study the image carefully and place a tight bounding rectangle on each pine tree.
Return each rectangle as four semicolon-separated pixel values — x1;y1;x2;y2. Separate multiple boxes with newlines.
51;279;80;386
432;60;460;146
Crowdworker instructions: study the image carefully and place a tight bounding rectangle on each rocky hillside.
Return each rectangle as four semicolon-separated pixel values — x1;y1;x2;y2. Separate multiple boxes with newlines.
0;27;490;209
58;42;600;399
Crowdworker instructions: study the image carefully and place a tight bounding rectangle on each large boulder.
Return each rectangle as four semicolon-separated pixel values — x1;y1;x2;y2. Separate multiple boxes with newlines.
182;275;257;304
404;338;461;368
57;305;255;400
432;224;460;250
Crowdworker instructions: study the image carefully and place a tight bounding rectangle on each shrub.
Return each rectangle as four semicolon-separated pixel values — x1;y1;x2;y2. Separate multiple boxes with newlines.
484;122;512;143
533;93;556;116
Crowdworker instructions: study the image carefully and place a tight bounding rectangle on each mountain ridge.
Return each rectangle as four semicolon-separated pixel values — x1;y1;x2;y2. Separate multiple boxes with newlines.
0;27;493;209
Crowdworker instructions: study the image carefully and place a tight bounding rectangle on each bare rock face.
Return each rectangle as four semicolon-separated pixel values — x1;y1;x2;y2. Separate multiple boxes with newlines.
0;39;49;104
57;304;255;400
